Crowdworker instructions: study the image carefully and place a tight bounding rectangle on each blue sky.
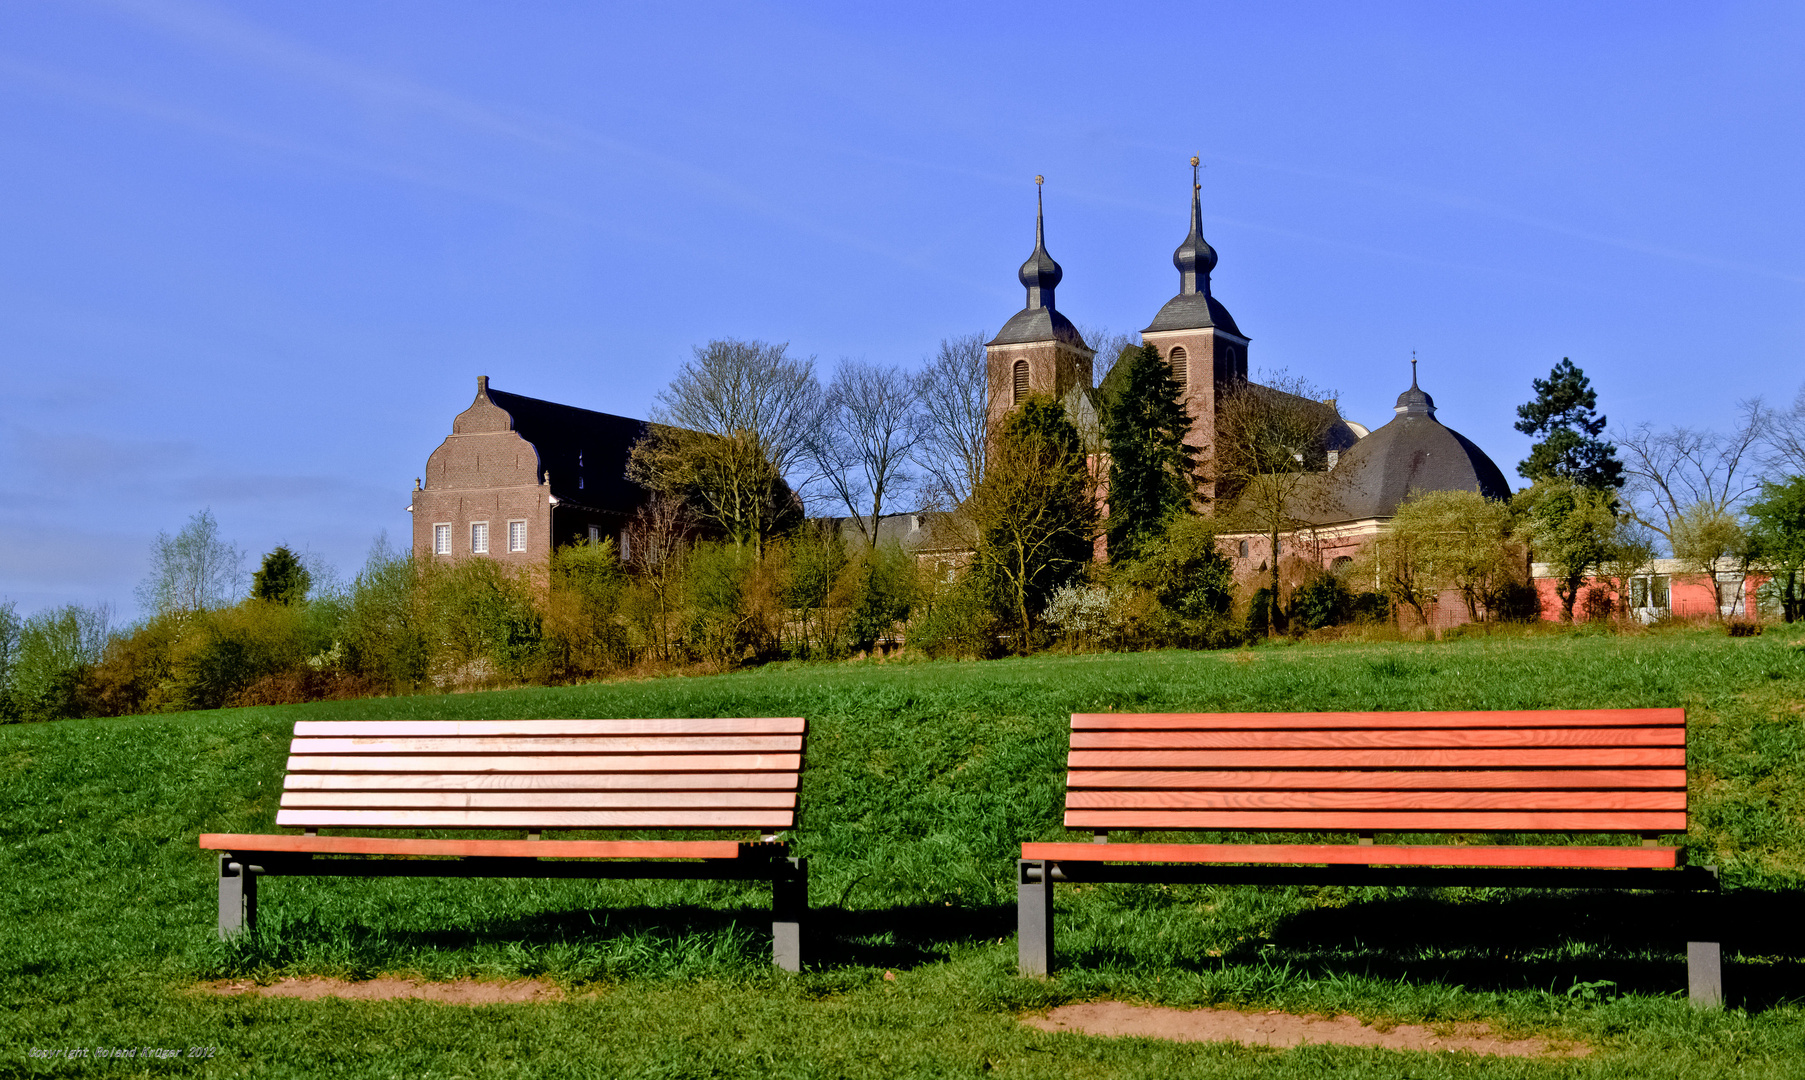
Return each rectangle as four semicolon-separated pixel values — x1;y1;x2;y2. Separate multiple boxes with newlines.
2;1;1801;619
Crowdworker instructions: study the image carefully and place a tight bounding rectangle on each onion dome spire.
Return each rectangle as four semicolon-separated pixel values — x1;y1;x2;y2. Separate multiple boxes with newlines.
1018;175;1063;310
1173;156;1218;296
1395;351;1437;417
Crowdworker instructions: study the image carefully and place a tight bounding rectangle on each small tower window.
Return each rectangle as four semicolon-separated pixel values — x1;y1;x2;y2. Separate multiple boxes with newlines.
1169;346;1188;388
1012;359;1029;404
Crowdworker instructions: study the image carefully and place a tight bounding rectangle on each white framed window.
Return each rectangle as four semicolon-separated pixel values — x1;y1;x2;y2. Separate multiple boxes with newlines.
507;519;527;552
471;521;489;554
619;528;631;562
433;523;451;556
588;524;600;544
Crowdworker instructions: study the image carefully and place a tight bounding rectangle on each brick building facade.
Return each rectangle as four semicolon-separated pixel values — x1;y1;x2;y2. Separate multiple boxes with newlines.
408;376;650;569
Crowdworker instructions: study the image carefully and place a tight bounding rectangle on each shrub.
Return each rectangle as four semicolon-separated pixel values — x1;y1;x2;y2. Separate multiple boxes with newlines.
8;605;109;721
907;575;1001;659
168;600;309;710
546;538;631;677
1292;571;1354;630
846;542;917;653
339;539;431;691
424;557;546;685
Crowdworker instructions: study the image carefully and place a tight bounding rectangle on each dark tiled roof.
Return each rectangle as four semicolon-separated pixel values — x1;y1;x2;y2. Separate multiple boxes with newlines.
987;306;1091;348
1143;291;1244;336
1291;381;1511;525
486;387;649;513
813;510;969;552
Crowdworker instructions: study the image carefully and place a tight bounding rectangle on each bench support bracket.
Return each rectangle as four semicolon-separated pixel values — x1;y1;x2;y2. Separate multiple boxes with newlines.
217;855;258;941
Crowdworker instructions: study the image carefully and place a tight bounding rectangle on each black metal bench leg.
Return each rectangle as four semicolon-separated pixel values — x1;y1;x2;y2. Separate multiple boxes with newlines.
218;855;257;941
1018;859;1054;976
772;857;806;972
1688;885;1723;1008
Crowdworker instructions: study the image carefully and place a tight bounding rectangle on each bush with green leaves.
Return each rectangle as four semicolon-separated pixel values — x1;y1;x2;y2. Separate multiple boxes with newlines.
845;541;917;652
1292;571;1354;630
7;604;109;721
423;556;546;684
546;538;631;676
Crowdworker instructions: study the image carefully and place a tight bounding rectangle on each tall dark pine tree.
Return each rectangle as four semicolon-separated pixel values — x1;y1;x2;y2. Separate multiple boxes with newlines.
1102;344;1193;562
1514;358;1625;489
251;545;312;605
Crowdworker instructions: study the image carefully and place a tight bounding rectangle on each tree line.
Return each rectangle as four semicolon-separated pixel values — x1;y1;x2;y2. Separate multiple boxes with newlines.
3;341;1803;722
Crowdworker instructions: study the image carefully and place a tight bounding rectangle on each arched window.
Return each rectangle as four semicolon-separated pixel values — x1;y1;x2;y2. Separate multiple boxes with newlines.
1012;359;1029;404
1169;346;1188;388
1237;540;1249;558
1331;556;1354;577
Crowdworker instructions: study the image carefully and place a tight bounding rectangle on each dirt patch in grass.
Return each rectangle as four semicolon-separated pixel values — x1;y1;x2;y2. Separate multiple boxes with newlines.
1024;1002;1589;1058
204;976;563;1004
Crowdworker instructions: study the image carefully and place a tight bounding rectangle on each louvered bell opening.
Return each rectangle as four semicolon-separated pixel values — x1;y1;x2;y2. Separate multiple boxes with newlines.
1169;346;1189;389
1012;359;1029;404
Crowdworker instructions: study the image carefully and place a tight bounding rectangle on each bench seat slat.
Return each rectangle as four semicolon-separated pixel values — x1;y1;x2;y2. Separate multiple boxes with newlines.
280;791;798;810
292;718;806;737
275;809;797;829
291;735;802;755
286;753;802;774
284;772;800;792
1068;769;1688;790
1021;841;1682;869
199;834;755;859
1066;809;1687;830
1066;789;1685;811
1070;748;1684;769
1072;728;1682;750
1072;710;1685;731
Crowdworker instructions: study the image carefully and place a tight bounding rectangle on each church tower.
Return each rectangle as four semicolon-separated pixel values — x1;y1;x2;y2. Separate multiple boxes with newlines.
1141;159;1249;493
985;178;1094;434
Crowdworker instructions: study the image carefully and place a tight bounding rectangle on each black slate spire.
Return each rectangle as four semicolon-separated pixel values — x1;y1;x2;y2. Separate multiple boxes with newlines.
1394;352;1437;417
1017;175;1062;310
1173;156;1218;297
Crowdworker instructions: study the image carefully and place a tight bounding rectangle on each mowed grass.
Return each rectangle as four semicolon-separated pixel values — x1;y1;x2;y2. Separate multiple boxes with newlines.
5;626;1805;1077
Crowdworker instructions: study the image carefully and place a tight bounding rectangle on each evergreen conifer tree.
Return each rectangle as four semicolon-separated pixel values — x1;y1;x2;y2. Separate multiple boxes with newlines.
251;545;312;605
1514;358;1625;489
1102;344;1193;563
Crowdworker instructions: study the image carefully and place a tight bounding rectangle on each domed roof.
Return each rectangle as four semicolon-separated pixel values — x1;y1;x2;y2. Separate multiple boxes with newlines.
1321;369;1511;523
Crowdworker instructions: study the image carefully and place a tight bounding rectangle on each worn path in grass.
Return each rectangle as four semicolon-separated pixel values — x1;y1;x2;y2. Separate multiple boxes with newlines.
5;628;1805;1077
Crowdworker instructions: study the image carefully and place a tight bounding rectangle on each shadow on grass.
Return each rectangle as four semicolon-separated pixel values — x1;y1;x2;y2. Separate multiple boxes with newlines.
1064;888;1805;1013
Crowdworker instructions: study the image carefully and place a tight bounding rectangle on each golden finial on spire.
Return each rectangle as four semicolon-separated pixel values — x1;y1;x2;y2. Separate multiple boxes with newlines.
1190;156;1200;167
1034;174;1044;186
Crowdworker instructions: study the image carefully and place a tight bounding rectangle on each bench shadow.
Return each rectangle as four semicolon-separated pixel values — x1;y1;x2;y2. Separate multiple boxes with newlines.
1067;888;1805;1013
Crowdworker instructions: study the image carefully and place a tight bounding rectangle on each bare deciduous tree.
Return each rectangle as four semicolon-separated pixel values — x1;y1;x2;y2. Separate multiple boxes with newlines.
136;508;245;615
1763;383;1805;478
810;360;923;545
1078;324;1140;387
912;332;990;509
1213;371;1346;617
651;338;824;482
1615;398;1770;550
623;493;692;662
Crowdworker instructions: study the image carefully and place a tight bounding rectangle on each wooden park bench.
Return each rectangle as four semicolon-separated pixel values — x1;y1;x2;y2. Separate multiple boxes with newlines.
200;717;809;970
1018;709;1723;1005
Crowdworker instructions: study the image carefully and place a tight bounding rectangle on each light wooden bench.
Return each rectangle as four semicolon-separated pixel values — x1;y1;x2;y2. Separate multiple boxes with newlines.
200;717;809;970
1018;709;1723;1005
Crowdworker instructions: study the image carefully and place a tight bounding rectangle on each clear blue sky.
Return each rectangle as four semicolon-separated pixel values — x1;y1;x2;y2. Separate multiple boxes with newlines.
2;1;1801;619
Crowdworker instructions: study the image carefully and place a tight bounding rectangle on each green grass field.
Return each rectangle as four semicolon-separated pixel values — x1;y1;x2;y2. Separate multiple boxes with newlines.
6;626;1805;1078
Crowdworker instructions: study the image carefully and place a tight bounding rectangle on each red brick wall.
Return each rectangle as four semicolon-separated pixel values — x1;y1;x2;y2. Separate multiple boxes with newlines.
411;388;553;570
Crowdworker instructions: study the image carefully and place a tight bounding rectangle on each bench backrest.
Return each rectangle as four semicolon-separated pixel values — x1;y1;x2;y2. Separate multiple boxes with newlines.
276;718;805;833
1064;710;1686;834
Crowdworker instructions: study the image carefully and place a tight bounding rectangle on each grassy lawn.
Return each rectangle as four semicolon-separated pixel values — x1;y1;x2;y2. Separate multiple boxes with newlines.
5;625;1805;1077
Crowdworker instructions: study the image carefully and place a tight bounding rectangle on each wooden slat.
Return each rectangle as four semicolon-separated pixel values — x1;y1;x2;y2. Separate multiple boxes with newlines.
286;753;802;774
1072;728;1682;750
199;833;752;859
290;735;802;755
284;772;799;792
1064;810;1687;830
1021;841;1682;869
1065;789;1686;811
292;718;806;737
280;791;797;810
1072;710;1686;731
1069;748;1685;769
275;809;796;829
1067;769;1688;791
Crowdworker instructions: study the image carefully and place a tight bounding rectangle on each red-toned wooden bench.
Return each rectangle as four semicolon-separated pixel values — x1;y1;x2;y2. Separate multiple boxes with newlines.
200;717;809;970
1018;710;1722;1005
